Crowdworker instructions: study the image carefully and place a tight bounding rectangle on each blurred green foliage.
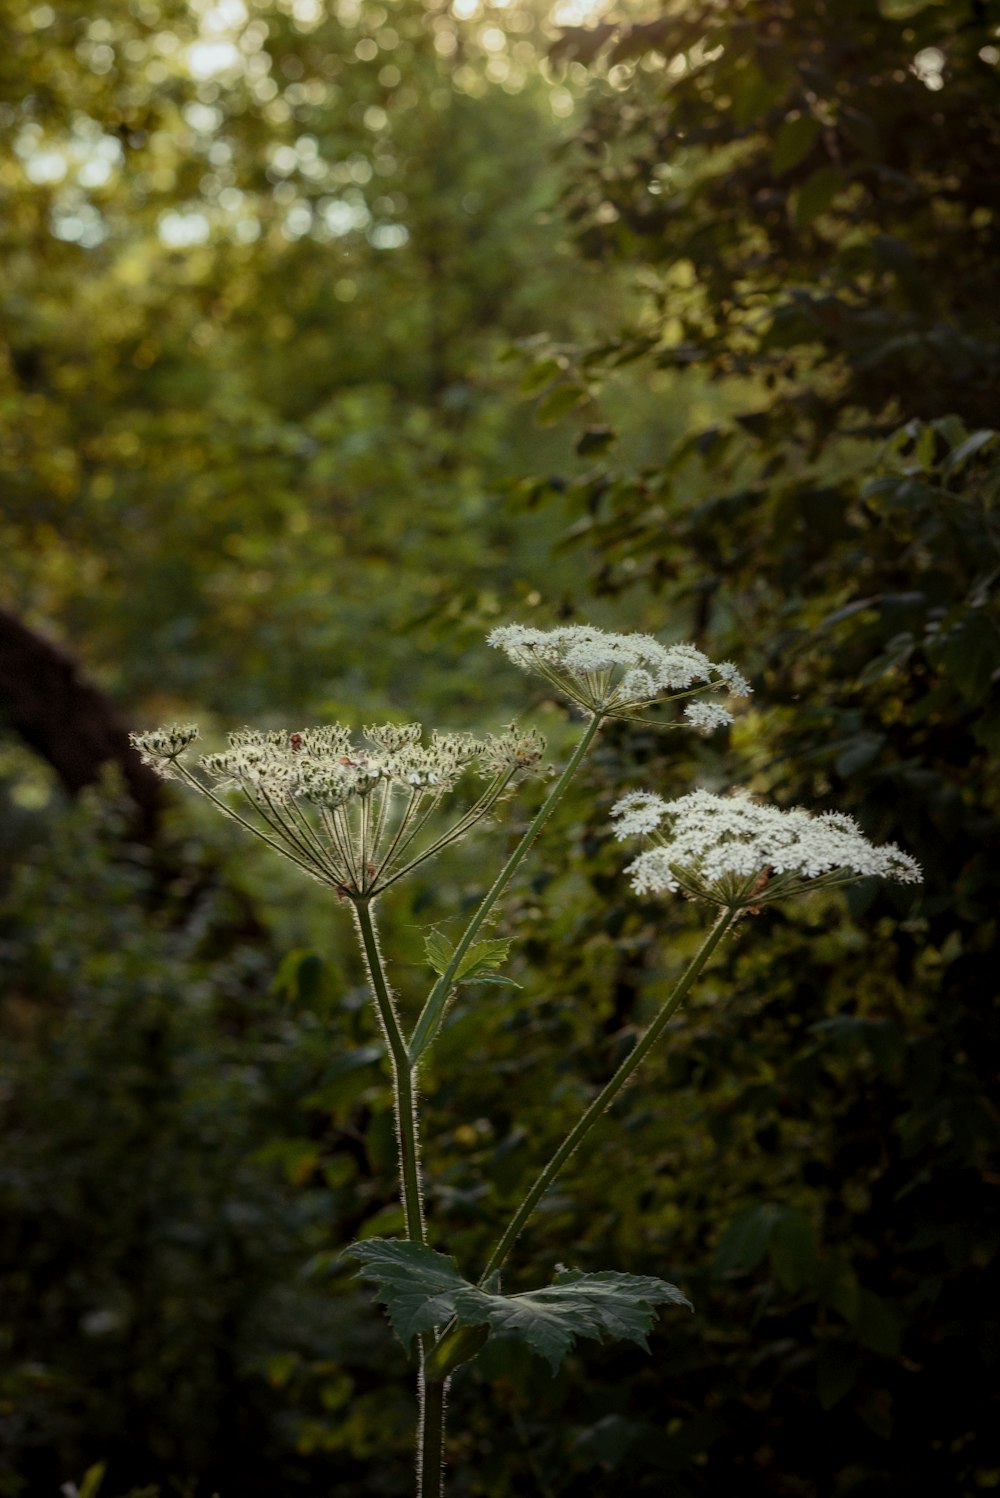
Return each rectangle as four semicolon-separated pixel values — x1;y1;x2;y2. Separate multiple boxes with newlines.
2;0;998;1494
498;1;1000;1492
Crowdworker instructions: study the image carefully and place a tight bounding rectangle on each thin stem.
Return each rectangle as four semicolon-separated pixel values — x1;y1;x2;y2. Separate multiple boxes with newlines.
477;909;737;1284
352;902;443;1496
418;1371;448;1498
282;793;341;883
408;713;604;1064
352;899;426;1246
319;802;357;886
173;763;333;888
370;778;393;860
375;785;428;884
381;771;518;893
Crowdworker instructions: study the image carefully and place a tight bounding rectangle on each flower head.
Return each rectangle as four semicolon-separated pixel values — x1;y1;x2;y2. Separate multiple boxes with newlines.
487;623;749;726
611;788;922;911
132;724;199;776
131;720;545;899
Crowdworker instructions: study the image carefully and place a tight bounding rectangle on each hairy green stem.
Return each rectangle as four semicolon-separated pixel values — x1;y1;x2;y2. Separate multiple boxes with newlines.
353;900;425;1246
418;1373;448;1498
353;900;442;1497
408;713;604;1064
478;909;737;1284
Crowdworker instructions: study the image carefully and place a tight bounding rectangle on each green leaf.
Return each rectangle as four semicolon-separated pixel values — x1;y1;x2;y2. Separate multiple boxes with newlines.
77;1465;108;1498
793;167;843;228
771;115;820;177
938;427;996;478
834;731;887;778
348;1247;691;1374
457;936;513;980
459;941;519;986
346;1239;467;1346
451;1268;692;1374
269;949;342;1015
519;356;564;395
730;61;787;127
933;610;1000;706
424;932;520;988
423;1320;492;1380
576;424;616;457
535;382;587;426
424;929;455;977
713;1203;780;1276
856;630;917;686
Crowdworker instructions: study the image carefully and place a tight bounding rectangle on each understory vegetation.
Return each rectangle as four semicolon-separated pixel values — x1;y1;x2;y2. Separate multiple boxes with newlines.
1;0;997;1493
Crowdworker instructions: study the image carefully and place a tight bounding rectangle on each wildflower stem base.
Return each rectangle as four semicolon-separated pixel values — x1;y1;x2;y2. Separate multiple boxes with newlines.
418;1371;448;1498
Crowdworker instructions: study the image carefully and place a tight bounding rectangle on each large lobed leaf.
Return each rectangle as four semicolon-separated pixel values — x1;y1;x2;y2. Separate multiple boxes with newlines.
348;1239;467;1345
453;1268;692;1373
347;1239;691;1373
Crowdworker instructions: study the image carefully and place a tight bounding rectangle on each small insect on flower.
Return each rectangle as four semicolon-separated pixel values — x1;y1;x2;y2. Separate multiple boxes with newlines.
513;736;544;768
289;733;303;751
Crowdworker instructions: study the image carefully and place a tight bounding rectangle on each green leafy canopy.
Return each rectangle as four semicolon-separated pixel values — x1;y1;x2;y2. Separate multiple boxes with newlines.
348;1239;691;1373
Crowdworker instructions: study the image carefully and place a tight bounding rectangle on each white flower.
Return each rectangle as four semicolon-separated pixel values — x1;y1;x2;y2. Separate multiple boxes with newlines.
131;724;200;778
132;723;199;761
609;791;670;838
479;724;547;775
683;701;734;734
130;720;545;898
611;788;922;911
487;623;750;726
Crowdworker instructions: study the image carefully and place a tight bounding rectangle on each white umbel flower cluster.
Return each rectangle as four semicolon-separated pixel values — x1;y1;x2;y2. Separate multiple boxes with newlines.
130;723;199;775
611;789;922;911
199;724;488;805
487;623;750;726
131;721;545;899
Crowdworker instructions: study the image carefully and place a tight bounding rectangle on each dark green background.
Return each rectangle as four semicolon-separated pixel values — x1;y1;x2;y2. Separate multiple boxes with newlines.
2;0;997;1493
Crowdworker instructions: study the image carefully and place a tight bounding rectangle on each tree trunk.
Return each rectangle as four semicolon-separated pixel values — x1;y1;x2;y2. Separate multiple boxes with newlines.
0;607;162;836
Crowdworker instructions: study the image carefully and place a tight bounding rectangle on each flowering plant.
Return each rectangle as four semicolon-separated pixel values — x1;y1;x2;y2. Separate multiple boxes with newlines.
132;624;920;1497
487;622;750;725
612;788;921;910
135;720;545;898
